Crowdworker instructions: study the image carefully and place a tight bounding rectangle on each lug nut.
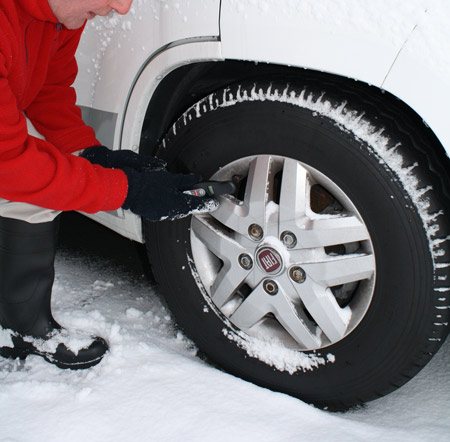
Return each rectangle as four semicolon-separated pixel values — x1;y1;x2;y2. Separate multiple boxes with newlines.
263;279;278;295
248;224;264;241
239;254;253;270
289;266;306;283
281;231;297;248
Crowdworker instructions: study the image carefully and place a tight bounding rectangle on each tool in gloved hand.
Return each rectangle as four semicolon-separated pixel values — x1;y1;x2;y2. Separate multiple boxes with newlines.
81;145;218;221
122;169;219;221
184;180;237;197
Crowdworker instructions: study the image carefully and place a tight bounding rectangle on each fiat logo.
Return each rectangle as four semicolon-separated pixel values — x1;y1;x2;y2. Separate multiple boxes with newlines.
257;248;282;274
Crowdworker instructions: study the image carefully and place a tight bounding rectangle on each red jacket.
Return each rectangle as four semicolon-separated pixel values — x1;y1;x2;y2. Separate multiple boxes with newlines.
0;0;128;212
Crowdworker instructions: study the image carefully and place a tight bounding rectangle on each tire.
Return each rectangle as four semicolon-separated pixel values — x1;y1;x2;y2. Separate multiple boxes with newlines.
145;82;450;410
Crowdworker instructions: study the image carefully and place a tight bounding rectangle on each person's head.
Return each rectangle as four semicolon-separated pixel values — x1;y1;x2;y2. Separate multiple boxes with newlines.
48;0;133;29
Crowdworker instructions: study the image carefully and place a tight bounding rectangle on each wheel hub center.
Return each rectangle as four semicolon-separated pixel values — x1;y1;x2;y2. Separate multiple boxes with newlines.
256;247;283;275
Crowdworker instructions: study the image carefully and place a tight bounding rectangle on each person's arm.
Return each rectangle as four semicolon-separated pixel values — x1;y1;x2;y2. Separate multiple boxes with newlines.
0;22;216;220
25;25;99;154
0;45;128;213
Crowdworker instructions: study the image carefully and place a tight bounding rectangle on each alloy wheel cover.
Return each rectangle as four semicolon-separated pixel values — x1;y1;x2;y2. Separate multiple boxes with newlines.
191;155;376;351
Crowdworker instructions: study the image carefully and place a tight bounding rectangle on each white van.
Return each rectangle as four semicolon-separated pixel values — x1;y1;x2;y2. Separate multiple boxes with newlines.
75;0;450;410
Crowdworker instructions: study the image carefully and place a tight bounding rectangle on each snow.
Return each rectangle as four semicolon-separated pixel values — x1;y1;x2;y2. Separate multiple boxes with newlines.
0;215;449;442
2;1;450;439
223;327;335;374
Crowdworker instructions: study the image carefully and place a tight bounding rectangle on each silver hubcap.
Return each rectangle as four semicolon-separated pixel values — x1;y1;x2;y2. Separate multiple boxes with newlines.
191;155;376;350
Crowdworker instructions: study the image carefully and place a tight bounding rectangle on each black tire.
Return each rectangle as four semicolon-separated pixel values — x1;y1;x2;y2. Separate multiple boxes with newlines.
145;82;450;410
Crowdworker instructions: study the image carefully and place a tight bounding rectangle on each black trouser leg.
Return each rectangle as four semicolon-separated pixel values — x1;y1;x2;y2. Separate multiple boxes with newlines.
0;216;59;337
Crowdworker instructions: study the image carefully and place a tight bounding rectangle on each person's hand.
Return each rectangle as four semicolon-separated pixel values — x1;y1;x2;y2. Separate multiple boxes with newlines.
80;145;166;171
122;168;219;221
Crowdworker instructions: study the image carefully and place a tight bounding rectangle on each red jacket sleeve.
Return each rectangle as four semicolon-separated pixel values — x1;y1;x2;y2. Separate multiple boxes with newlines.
25;26;97;154
0;28;128;213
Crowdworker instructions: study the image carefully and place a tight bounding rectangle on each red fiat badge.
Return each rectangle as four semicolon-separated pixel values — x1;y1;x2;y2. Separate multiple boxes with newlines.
257;249;282;274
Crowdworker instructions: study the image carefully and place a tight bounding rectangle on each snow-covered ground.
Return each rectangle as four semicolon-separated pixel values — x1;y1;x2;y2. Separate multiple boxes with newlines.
0;214;449;442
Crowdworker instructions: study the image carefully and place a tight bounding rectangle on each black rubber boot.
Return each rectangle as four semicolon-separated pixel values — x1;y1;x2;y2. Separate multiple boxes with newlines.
0;216;108;369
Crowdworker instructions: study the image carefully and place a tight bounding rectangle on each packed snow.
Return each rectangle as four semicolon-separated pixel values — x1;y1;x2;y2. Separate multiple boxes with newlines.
2;0;450;439
0;214;448;442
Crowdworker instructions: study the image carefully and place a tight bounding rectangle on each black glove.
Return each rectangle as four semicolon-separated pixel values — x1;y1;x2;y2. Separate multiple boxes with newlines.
80;145;167;171
122;168;219;221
